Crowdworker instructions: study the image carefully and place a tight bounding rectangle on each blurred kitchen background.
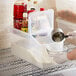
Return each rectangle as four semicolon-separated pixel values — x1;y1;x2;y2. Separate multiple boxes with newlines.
1;0;76;44
9;0;56;26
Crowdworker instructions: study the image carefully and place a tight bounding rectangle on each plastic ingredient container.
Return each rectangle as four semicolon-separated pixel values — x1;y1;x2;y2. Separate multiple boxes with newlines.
10;28;57;69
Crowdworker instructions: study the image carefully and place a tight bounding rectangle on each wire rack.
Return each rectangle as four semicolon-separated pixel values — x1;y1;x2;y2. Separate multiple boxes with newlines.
0;43;76;76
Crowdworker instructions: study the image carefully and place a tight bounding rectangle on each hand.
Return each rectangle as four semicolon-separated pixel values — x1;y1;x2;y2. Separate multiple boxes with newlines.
67;48;76;60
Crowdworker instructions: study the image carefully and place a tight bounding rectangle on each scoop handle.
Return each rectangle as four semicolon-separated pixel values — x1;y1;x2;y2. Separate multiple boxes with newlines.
67;31;76;38
64;35;69;38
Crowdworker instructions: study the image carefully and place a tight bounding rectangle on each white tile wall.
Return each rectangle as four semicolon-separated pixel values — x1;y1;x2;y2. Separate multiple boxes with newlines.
38;0;56;10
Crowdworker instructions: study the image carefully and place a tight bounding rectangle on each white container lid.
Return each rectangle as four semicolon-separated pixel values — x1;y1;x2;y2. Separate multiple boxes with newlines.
23;13;27;18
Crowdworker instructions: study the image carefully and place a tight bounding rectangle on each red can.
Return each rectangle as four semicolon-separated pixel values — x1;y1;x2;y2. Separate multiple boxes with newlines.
13;0;27;30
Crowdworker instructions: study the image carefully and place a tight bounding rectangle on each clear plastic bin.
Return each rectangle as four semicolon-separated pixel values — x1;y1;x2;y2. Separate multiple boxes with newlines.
28;9;64;52
10;28;56;69
28;9;54;37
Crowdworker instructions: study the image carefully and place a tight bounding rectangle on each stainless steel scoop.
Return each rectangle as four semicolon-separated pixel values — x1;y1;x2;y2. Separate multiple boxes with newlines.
52;28;69;42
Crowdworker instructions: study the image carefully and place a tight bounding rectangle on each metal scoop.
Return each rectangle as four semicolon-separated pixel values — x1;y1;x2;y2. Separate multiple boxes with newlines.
52;28;69;42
